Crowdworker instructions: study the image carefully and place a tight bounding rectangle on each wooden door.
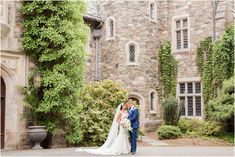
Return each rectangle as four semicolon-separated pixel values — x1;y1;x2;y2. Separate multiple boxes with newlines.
1;77;6;149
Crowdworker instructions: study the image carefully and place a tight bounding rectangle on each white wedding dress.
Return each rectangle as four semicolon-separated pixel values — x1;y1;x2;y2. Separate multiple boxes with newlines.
75;104;130;155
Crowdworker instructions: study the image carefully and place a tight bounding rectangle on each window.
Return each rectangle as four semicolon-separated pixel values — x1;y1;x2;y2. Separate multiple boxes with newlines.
149;2;157;21
106;17;115;40
129;44;135;63
125;41;139;65
172;15;189;52
150;92;154;111
178;81;202;117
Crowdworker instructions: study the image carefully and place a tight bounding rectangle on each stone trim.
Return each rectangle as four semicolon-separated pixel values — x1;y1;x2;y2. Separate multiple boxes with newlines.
149;0;157;23
105;16;115;41
125;40;139;66
171;14;190;53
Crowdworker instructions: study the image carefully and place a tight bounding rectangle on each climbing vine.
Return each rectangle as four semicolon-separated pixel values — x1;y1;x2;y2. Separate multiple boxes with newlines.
21;0;89;143
196;25;234;104
158;41;178;97
196;37;214;103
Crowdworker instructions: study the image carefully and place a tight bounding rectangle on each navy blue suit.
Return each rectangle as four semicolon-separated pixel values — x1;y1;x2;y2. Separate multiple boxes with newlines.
128;108;139;153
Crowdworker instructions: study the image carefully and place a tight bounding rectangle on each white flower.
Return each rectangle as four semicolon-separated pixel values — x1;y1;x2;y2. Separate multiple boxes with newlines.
120;118;132;132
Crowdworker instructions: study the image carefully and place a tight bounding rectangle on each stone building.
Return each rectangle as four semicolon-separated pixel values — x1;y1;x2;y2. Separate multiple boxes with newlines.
84;0;234;132
0;0;234;150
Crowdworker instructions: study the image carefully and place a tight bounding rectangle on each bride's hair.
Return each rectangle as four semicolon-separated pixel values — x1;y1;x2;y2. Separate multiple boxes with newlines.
120;105;123;110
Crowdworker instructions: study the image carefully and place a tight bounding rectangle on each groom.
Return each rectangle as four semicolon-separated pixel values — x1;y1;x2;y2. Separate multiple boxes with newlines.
125;101;139;155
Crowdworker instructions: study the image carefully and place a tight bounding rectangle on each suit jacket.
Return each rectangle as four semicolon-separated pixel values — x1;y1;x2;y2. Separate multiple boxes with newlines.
128;108;139;129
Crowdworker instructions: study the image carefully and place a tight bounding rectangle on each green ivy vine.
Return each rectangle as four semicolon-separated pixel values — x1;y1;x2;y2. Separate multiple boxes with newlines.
196;25;234;104
158;41;178;97
21;0;89;144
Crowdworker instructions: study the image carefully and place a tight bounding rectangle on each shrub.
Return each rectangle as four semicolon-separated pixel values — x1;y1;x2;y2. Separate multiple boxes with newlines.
178;118;222;136
206;77;234;132
197;121;221;136
163;97;181;126
157;125;182;139
79;80;128;145
178;118;203;133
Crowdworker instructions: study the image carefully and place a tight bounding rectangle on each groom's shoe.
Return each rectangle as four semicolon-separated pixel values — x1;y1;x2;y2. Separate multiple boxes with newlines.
131;152;136;155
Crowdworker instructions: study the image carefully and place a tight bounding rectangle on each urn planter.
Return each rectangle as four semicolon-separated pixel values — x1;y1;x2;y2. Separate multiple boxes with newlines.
28;126;47;149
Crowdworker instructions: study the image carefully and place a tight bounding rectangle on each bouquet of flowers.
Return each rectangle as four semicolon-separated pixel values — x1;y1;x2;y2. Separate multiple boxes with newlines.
120;118;132;132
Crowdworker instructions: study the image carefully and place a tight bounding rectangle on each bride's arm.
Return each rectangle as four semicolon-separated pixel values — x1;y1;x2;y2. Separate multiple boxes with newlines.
116;112;122;124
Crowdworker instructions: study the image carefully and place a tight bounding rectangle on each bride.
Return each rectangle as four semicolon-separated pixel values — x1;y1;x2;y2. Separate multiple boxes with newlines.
75;103;130;155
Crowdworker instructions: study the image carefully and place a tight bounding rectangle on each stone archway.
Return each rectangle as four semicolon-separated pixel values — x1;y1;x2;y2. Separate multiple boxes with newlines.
128;92;145;130
1;64;19;149
1;77;6;149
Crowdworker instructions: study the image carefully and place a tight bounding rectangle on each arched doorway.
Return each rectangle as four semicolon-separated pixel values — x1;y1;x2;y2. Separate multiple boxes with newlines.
128;97;140;106
1;77;6;149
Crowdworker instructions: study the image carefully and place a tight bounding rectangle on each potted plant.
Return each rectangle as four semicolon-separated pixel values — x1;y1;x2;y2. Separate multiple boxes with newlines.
22;71;47;149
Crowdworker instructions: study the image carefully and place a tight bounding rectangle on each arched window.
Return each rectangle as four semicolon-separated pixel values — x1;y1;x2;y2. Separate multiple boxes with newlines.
150;3;154;19
149;2;157;21
109;20;114;38
125;41;139;65
106;17;115;40
129;44;136;63
150;92;154;111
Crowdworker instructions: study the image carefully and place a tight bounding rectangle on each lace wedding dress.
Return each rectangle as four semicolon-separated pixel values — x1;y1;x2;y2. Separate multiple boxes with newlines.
75;104;130;155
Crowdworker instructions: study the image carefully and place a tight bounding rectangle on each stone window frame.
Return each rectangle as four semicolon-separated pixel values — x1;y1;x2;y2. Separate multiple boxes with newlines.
171;14;190;53
149;89;158;114
176;77;203;119
149;1;157;23
125;40;139;66
105;16;115;41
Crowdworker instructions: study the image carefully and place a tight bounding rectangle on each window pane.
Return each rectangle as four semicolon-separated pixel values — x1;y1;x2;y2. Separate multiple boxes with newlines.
187;82;193;93
183;29;188;49
176;30;181;49
183;19;188;27
195;82;201;93
150;92;154;110
187;96;193;116
180;83;185;94
150;3;154;19
195;96;201;116
176;20;181;29
180;97;185;116
109;20;114;37
129;45;135;62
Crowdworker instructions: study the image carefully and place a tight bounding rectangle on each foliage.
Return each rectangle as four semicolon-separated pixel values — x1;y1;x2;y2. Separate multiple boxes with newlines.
196;37;214;103
212;25;234;89
78;80;128;145
21;0;89;144
162;97;181;126
178;118;221;136
216;132;234;144
206;77;234;132
178;118;203;134
196;25;234;104
158;41;178;97
157;125;182;139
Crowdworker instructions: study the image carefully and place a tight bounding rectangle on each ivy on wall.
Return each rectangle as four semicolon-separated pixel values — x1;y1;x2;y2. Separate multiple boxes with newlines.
196;25;234;104
158;41;178;97
196;37;214;103
21;0;89;143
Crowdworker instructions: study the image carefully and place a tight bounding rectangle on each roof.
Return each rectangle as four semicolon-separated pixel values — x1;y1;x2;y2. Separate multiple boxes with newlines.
85;0;102;22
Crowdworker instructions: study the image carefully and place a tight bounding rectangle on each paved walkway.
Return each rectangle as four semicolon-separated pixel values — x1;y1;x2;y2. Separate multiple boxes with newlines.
1;146;234;156
140;135;168;146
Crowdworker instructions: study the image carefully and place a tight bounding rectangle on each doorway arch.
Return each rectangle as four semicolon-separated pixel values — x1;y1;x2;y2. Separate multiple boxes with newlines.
1;77;6;149
128;92;145;129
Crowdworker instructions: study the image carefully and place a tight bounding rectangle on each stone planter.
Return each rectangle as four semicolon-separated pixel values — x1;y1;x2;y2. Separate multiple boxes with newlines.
28;126;47;149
